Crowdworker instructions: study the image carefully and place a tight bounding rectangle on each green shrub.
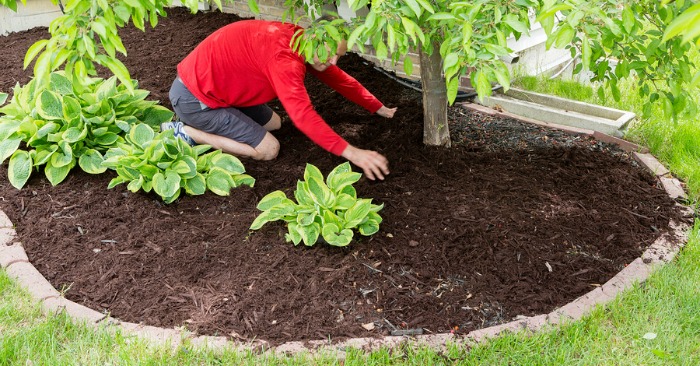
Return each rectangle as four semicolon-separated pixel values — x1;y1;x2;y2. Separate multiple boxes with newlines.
0;72;173;188
250;162;383;247
102;124;255;203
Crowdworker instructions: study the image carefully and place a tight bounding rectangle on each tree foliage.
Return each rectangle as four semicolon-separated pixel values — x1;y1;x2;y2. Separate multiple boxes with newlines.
288;0;700;120
0;0;222;93
2;0;699;130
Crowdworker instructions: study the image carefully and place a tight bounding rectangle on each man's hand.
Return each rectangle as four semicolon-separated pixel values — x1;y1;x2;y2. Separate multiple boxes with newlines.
341;145;389;181
376;105;397;118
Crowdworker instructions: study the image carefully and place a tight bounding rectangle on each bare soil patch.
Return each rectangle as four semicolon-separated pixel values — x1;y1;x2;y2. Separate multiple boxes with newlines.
0;8;684;345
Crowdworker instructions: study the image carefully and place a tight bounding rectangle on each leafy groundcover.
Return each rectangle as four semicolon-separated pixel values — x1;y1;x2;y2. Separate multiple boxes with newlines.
0;8;687;345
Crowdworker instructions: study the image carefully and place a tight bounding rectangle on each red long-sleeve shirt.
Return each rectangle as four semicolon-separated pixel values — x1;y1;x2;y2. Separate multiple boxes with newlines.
177;20;383;156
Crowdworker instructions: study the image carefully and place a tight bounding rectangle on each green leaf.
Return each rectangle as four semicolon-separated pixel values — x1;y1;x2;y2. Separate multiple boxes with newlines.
247;0;259;14
193;144;211;156
45;160;73;186
285;222;303;245
129;123;155;148
297;211;317;226
257;190;290;210
113;4;131;23
321;223;353;247
177;156;198;179
33;146;56;165
295;181;314;206
92;127;110;137
341;184;357;198
662;3;700;42
36;122;60;139
322;209;342;227
50;150;73;168
184;173;206;195
0;119;21;141
307;176;334;208
427;12;456;21
473;70;492;101
232;173;255;187
303;163;325;183
250;210;279;230
375;41;388;60
36;90;64;120
5;0;17;12
107;176;127;189
622;7;635;33
153;170;182;200
327;171;362;193
24;40;48;71
117;166;139;180
210;153;245;174
535;4;573;24
127;175;144;193
63;126;87;143
415;0;435;14
403;56;414;76
493;62;511;91
554;24;575;49
33;50;52;83
141;105;175;126
163;189;181;204
370;203;384;214
347;25;366;50
96;56;134;94
404;0;422;17
358;219;380;236
94;132;120;146
298;222;321;246
325;163;354;188
344;199;372;228
681;15;700;44
49;72;74;95
504;15;529;34
138;164;158;179
0;137;22;164
8;150;32;189
62;95;82;121
447;76;460;104
0;92;7;105
334;193;357;211
206;168;232;196
78;149;106;174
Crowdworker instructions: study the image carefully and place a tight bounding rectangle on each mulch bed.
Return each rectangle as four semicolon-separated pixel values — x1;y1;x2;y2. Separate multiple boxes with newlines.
0;7;685;345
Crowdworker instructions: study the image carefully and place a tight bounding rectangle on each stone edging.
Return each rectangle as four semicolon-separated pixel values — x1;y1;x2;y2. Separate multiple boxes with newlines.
0;104;694;357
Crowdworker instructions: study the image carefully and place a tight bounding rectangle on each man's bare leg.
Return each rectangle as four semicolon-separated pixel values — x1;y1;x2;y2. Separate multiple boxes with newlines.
262;111;282;131
183;126;280;161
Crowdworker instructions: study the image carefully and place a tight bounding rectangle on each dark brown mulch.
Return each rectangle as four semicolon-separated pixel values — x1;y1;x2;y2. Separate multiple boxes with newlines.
0;7;685;345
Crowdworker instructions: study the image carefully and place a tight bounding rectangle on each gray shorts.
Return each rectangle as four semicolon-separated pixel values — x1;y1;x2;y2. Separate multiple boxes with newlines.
168;77;273;148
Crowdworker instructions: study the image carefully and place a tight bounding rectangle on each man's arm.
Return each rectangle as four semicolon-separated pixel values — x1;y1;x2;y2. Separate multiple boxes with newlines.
308;65;384;113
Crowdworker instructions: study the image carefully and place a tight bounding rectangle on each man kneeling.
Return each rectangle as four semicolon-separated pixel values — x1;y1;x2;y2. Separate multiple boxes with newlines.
164;19;397;180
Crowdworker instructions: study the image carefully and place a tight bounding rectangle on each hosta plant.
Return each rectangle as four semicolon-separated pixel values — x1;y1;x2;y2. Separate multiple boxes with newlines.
0;71;174;189
250;162;383;247
102;124;255;203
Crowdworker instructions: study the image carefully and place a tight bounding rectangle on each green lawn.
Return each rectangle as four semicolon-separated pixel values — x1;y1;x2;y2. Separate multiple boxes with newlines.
2;71;700;366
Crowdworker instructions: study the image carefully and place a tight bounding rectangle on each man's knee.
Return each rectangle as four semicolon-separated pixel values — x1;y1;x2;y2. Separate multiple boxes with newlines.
255;134;280;160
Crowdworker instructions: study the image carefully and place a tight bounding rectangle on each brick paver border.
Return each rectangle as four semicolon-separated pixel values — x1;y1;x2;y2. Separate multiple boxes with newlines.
0;103;694;357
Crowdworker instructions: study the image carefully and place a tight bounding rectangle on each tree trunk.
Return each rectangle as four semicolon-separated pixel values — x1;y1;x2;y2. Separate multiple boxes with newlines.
418;42;450;147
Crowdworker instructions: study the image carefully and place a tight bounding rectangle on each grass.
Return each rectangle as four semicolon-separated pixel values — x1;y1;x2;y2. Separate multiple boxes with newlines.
2;57;700;366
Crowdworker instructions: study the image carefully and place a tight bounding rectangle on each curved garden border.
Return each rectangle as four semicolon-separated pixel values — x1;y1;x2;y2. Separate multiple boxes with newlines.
0;102;694;357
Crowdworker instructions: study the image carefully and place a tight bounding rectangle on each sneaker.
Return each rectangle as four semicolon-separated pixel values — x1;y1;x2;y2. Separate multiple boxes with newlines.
160;121;195;146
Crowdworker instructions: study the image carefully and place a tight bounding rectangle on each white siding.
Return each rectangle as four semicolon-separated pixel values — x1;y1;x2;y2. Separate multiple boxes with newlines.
0;0;61;35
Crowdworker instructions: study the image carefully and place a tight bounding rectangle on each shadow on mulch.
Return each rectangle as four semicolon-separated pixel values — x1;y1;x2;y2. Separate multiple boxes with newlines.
0;8;687;345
